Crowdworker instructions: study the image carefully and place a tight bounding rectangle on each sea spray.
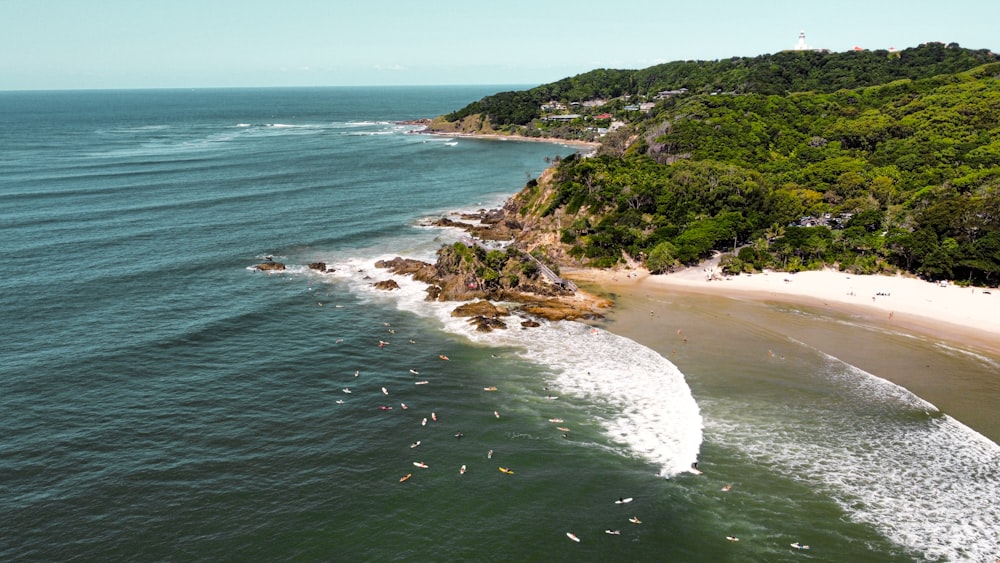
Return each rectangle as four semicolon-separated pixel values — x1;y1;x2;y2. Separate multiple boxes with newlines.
703;349;1000;562
321;251;704;478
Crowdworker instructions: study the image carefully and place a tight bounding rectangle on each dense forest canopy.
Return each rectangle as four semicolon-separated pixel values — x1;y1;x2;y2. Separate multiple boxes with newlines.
439;43;1000;286
443;43;998;127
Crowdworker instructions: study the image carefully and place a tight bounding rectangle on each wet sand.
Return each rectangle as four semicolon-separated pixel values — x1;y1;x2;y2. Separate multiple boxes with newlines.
568;267;1000;444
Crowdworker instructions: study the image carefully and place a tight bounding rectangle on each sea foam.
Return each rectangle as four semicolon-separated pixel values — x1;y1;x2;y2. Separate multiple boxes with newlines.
317;249;703;478
706;351;1000;562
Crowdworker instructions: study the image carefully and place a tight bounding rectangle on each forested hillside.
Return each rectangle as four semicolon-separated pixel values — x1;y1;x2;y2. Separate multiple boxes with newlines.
435;43;1000;284
513;61;1000;284
441;43;997;129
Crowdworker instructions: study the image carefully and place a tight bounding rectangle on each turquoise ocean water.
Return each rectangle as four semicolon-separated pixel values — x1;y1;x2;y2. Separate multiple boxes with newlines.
2;87;997;562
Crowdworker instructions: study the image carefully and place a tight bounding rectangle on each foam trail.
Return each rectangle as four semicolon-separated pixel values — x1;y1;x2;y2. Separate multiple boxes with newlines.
706;352;1000;561
318;254;703;477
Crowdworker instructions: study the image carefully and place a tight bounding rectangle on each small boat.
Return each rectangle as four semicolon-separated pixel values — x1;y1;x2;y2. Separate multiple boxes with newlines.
498;466;514;475
399;473;412;482
413;461;428;469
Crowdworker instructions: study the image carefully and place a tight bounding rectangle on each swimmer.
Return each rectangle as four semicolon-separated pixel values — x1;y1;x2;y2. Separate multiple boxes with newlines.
487;449;493;459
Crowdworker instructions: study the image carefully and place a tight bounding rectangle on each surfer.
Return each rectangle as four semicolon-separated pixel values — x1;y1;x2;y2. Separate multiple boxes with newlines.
454;431;463;439
605;529;621;535
487;449;493;459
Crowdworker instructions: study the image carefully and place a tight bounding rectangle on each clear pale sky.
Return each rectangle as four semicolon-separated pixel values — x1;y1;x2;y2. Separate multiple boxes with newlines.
2;0;996;90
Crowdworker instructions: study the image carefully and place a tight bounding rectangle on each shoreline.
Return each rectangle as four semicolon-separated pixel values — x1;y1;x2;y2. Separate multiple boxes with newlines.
417;128;601;150
564;263;1000;442
567;263;1000;356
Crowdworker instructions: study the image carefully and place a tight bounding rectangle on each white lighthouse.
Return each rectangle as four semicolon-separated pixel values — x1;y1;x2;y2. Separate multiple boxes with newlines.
794;30;808;51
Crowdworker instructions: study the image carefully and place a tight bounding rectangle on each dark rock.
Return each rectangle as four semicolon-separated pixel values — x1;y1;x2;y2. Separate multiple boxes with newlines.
468;315;508;332
373;279;400;291
375;257;438;283
256;262;286;271
520;320;541;328
451;300;509;318
425;285;442;301
308;262;327;271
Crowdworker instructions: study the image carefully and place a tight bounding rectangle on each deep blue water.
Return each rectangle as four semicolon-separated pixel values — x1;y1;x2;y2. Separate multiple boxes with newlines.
2;87;998;562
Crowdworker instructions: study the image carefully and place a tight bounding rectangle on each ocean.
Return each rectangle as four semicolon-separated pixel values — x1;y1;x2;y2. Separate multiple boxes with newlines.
1;87;997;562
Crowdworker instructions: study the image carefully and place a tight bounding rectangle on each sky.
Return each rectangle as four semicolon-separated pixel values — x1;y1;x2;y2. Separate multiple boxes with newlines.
1;0;997;90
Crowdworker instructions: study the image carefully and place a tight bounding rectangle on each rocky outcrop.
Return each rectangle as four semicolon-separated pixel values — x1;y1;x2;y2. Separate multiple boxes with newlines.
309;262;336;273
451;300;509;319
518;298;606;322
256;262;286;271
467;316;508;332
375;257;438;284
373;279;400;291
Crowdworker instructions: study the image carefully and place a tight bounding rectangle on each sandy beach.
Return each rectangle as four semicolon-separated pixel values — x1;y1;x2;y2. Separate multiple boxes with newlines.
565;261;1000;443
570;261;1000;356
